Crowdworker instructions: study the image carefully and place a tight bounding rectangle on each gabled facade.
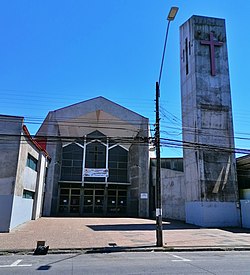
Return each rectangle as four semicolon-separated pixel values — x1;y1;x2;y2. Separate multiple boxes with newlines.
0;115;50;232
36;97;150;217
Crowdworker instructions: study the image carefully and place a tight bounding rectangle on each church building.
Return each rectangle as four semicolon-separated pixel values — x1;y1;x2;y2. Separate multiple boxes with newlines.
36;96;150;218
1;14;250;231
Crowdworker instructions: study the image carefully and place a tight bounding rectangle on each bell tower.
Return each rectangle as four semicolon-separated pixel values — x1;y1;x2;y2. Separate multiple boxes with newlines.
180;15;240;227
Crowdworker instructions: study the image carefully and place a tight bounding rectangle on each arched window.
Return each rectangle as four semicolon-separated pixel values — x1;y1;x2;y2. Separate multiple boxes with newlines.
85;141;106;182
60;143;83;181
108;146;128;183
85;141;106;168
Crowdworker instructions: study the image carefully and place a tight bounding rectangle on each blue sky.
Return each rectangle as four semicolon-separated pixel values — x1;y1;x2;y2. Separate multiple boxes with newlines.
0;0;249;157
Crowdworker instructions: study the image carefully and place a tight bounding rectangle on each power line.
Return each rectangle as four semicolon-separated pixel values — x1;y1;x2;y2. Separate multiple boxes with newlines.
1;132;250;156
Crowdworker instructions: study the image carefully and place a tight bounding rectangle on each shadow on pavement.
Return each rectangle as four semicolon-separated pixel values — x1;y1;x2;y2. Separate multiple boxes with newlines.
36;253;82;271
85;245;157;254
87;221;200;231
222;227;250;234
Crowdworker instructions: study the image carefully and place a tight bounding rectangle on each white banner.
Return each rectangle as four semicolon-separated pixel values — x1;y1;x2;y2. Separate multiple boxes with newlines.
84;168;109;177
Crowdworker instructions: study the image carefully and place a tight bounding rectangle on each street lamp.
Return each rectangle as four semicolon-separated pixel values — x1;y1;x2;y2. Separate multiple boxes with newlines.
155;6;178;247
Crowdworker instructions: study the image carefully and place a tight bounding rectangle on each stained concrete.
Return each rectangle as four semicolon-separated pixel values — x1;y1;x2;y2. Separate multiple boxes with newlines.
180;16;240;227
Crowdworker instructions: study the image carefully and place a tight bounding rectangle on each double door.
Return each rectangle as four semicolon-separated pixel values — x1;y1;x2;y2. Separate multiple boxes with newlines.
107;189;127;215
83;189;104;215
58;188;81;215
83;188;127;215
58;185;127;216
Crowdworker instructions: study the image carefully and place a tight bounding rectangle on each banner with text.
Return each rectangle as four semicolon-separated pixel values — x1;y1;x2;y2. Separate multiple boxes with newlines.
84;168;109;177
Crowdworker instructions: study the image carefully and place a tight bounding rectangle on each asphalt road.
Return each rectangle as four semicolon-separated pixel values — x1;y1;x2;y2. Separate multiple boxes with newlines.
0;251;250;274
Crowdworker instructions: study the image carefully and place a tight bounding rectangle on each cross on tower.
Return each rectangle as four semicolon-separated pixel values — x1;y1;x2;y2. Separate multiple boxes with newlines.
200;32;223;76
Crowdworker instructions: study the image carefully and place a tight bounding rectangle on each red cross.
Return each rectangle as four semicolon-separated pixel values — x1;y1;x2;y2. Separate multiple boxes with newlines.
200;32;223;76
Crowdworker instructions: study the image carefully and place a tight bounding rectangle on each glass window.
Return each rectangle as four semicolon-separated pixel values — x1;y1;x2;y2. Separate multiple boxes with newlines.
23;189;35;199
85;141;106;182
26;154;38;171
85;141;106;168
108;146;128;183
60;143;83;181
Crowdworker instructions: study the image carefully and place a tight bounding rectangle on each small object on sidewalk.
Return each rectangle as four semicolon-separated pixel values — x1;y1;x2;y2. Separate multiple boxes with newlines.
108;243;117;247
33;241;49;255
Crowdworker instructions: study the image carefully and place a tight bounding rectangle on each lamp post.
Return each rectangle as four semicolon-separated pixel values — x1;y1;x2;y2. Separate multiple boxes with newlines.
155;6;178;247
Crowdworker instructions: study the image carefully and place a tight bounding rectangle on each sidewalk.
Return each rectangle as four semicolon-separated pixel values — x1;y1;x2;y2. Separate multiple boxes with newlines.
1;217;250;253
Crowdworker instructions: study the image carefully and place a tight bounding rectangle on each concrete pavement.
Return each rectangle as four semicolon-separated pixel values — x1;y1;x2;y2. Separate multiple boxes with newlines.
1;217;250;254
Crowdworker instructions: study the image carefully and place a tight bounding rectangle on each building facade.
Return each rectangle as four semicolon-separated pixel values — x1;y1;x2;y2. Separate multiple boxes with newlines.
0;115;49;232
36;97;150;218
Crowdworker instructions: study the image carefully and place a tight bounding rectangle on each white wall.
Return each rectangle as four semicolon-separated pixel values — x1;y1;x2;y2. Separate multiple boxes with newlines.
9;195;33;230
240;200;250;229
14;136;49;225
32;154;47;219
23;167;37;191
152;167;186;221
185;202;241;227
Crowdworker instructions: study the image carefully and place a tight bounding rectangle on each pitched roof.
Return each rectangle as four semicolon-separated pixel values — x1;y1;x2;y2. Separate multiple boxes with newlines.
23;125;51;159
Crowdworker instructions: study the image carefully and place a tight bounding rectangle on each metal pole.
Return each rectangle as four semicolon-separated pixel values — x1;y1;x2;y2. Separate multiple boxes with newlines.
158;21;171;86
155;6;178;247
155;81;163;247
155;20;170;249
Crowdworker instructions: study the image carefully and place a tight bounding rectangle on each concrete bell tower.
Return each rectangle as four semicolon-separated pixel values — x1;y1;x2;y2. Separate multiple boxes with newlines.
180;15;240;227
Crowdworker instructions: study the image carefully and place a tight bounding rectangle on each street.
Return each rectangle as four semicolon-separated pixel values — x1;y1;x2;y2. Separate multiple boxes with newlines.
0;251;250;274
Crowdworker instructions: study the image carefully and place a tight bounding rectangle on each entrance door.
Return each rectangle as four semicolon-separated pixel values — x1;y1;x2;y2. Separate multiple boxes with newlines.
83;188;104;215
58;185;128;216
107;189;127;215
58;188;81;215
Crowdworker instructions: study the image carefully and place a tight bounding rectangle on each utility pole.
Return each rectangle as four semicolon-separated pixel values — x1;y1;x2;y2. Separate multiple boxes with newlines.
155;81;162;246
155;6;178;247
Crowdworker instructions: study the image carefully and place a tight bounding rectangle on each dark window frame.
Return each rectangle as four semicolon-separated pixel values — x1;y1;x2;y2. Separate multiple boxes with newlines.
26;153;38;172
60;143;83;181
85;141;106;169
85;140;106;182
108;145;128;183
23;189;35;199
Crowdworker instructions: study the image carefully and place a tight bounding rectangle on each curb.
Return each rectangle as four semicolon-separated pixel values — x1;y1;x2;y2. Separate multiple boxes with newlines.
1;246;250;255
